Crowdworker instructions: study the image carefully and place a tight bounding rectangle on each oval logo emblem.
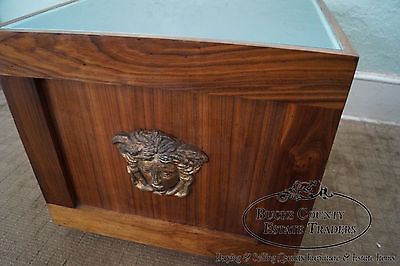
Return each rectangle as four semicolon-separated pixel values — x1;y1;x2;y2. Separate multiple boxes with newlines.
242;180;372;250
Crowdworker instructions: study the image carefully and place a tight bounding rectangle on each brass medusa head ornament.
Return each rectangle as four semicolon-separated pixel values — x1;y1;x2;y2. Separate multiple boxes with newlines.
112;129;208;197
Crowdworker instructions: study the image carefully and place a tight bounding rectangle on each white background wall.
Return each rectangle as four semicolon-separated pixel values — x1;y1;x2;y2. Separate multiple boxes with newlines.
324;0;400;125
344;75;400;125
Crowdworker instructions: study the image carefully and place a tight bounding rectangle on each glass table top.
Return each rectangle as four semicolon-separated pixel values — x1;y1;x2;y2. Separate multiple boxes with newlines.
0;0;341;50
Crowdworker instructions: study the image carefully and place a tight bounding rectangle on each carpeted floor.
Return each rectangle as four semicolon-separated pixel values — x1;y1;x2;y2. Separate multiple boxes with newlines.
297;117;399;265
0;89;399;265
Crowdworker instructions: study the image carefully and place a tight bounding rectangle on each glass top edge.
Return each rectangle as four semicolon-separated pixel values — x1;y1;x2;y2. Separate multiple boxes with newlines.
311;0;342;50
0;28;345;54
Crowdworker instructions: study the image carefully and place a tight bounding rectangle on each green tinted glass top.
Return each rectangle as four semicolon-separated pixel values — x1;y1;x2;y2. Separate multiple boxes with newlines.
1;0;341;50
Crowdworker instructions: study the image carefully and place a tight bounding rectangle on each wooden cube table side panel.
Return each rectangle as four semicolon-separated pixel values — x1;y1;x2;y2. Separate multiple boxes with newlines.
33;78;343;237
0;76;310;262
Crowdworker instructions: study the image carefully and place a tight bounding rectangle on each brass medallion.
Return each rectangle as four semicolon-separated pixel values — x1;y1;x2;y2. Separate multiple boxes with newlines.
112;129;208;197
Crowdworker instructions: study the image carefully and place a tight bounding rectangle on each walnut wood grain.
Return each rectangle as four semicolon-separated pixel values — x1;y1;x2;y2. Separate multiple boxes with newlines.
37;78;342;240
0;31;357;109
48;203;296;262
1;77;75;207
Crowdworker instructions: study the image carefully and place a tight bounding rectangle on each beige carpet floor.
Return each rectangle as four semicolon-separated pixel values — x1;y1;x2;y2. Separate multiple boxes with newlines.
0;89;399;265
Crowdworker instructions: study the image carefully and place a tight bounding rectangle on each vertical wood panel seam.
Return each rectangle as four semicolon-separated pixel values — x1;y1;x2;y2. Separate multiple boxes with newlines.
35;78;77;207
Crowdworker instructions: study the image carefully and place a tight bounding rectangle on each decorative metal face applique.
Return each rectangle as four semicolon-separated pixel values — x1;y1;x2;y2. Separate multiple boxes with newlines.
112;129;208;197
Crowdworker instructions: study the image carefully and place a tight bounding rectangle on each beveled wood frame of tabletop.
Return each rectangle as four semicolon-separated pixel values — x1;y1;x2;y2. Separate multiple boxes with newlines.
0;0;358;260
